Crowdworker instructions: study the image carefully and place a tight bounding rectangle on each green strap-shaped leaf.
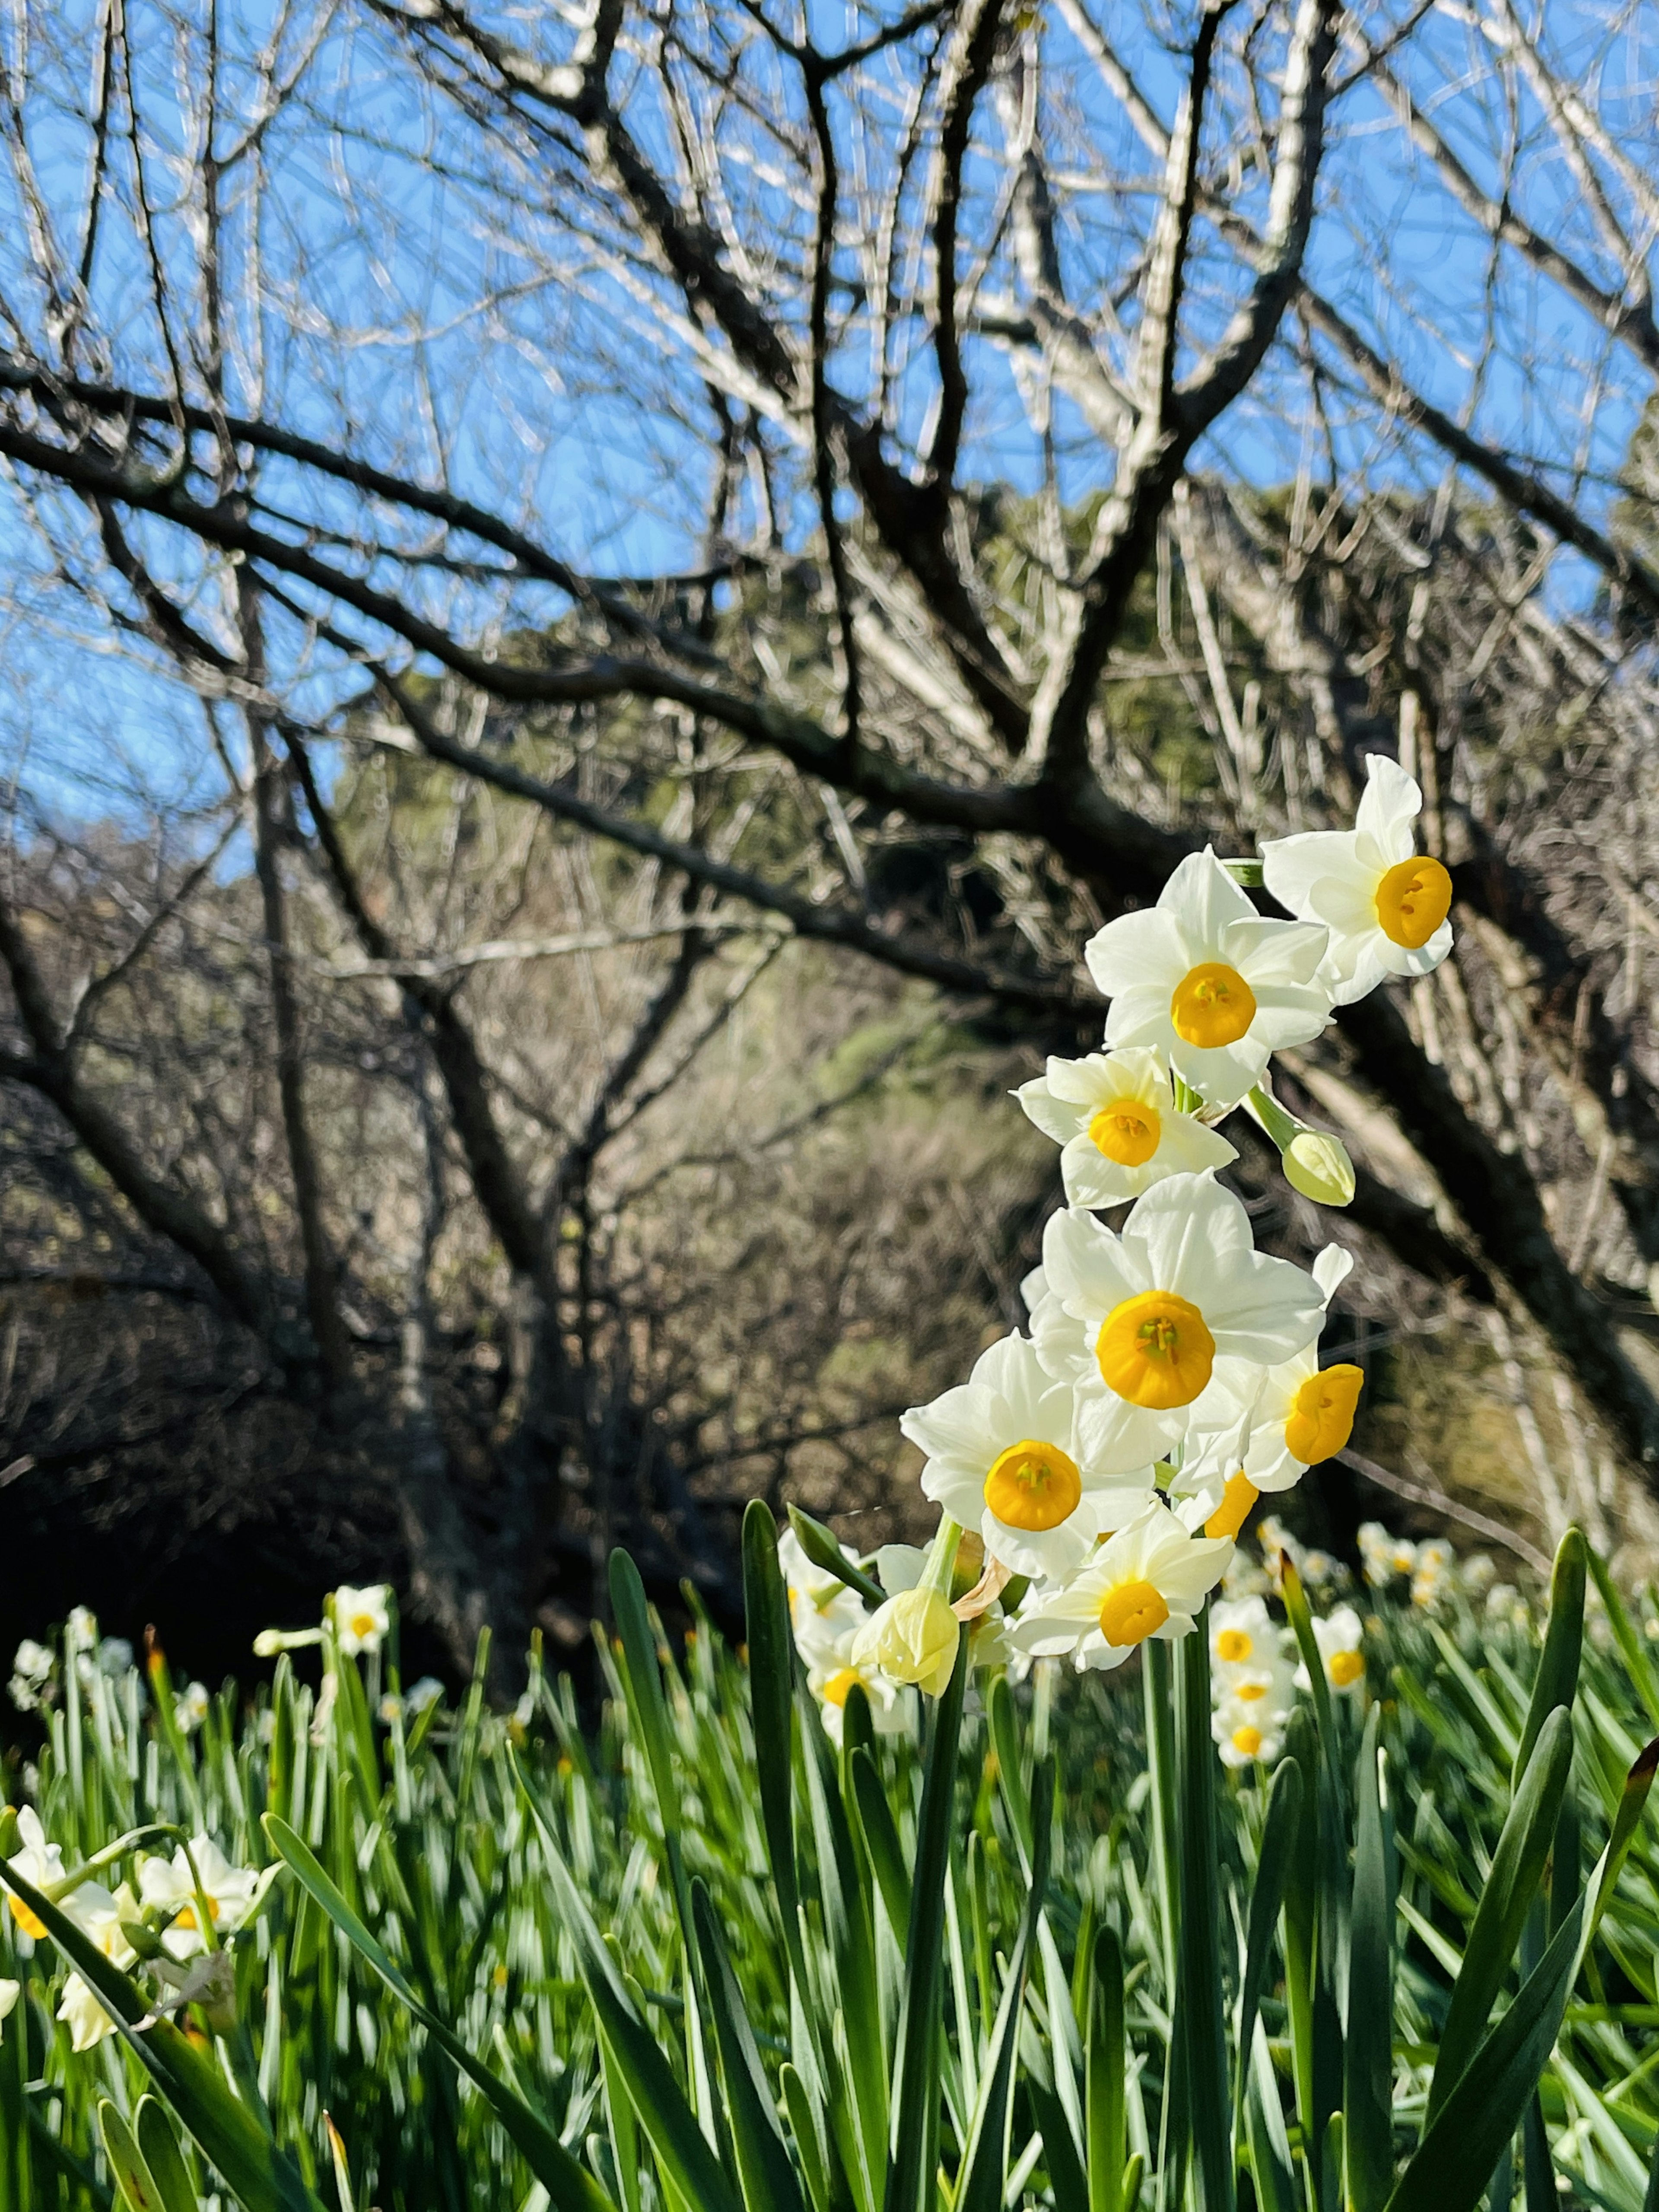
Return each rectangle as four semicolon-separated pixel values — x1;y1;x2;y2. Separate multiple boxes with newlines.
135;2097;201;2212
883;1634;967;2212
1174;1621;1233;2212
0;1855;321;2212
99;2102;165;2212
1344;1710;1394;2212
986;1674;1033;1870
785;1506;885;1607
1427;1706;1573;2123
953;1754;1054;2212
261;1815;614;2212
849;1748;910;1949
691;1882;807;2212
1086;1926;1127;2212
1232;1758;1303;2160
781;2065;832;2212
1513;1528;1586;1792
742;1504;804;1980
509;1765;744;2212
1245;2021;1296;2212
1382;1894;1586;2212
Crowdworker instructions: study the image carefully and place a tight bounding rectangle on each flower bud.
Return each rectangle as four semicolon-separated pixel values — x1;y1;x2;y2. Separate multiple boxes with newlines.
1283;1129;1355;1208
252;1630;284;1659
853;1588;960;1698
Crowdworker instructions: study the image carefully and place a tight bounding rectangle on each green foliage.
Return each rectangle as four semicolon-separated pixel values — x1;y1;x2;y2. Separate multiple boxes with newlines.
4;1529;1659;2210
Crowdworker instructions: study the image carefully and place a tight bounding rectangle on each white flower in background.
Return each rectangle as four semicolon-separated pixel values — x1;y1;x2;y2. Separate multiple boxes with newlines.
1262;754;1453;1006
904;1335;1155;1580
1460;1552;1497;1598
139;1837;261;1961
1357;1522;1407;1589
778;1529;868;1669
175;1682;210;1735
67;1606;98;1646
806;1653;910;1747
4;1808;66;1939
1214;1689;1293;1770
10;1639;53;1714
1084;849;1331;1109
1411;1541;1455;1610
405;1676;443;1714
1210;1595;1275;1674
1014;1500;1233;1672
1485;1582;1529;1628
53;1881;140;2052
334;1585;391;1657
96;1637;133;1678
1294;1606;1366;1694
1014;1047;1237;1208
0;1980;16;2036
1033;1177;1325;1474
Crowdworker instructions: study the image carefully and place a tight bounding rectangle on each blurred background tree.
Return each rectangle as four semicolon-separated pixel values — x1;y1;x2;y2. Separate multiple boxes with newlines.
3;0;1659;1672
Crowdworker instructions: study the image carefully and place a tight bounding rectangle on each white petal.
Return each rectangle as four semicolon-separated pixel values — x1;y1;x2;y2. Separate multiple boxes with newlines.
1159;849;1256;959
1042;1208;1144;1318
1169;1033;1273;1109
1085;909;1183;997
1313;1244;1354;1303
1227;916;1331;987
1015;1077;1087;1145
901;1381;994;1468
1355;753;1422;858
1104;988;1177;1051
1261;830;1362;921
1074;1390;1185;1472
1201;1251;1325;1364
1128;1173;1252;1292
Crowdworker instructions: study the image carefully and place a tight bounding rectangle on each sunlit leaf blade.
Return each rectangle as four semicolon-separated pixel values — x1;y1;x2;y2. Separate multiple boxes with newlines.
1087;1926;1127;2212
691;1881;806;2212
1383;1896;1585;2212
99;2101;162;2212
1427;1705;1573;2123
1233;1757;1302;2157
1344;1709;1393;2212
1174;1619;1232;2212
849;1746;911;1949
953;1754;1053;2212
742;1502;804;1977
261;1815;615;2212
136;2098;202;2212
884;1635;967;2212
1513;1528;1585;1792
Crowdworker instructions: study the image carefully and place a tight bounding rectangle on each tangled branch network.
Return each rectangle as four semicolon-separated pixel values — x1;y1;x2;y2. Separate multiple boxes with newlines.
787;755;1455;1729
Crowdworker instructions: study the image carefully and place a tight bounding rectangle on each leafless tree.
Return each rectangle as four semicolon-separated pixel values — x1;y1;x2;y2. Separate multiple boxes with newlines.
6;0;1659;1648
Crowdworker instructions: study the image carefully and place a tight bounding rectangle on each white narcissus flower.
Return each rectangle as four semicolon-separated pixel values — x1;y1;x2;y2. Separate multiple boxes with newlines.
4;1807;66;1940
54;1881;141;2052
1084;849;1331;1110
1213;1690;1292;1770
903;1335;1155;1580
138;1837;261;1960
1181;1246;1362;1524
334;1585;391;1657
1031;1177;1326;1474
0;1980;16;2035
777;1529;868;1670
1013;1499;1233;1672
1294;1605;1366;1694
1014;1047;1237;1208
1261;754;1453;1006
1209;1595;1275;1673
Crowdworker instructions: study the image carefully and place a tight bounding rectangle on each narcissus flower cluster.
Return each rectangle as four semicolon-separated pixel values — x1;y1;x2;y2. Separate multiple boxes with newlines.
798;756;1455;1742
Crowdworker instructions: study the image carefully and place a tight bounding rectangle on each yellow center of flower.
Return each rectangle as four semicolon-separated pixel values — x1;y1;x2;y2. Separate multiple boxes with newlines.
1328;1649;1364;1688
1097;1579;1170;1647
1216;1627;1253;1662
822;1668;862;1709
1231;1725;1264;1757
984;1439;1083;1531
176;1894;219;1933
1374;855;1452;949
1096;1291;1215;1408
1170;963;1257;1049
1236;1680;1268;1702
6;1897;45;1942
1284;1364;1364;1465
1088;1098;1161;1166
349;1612;379;1640
1205;1472;1260;1541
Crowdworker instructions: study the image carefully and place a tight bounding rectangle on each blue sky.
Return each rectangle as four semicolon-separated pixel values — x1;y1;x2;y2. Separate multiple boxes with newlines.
0;0;1653;830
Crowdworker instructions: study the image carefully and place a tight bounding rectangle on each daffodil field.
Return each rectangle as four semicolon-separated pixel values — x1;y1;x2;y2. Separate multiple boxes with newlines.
6;760;1659;2212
